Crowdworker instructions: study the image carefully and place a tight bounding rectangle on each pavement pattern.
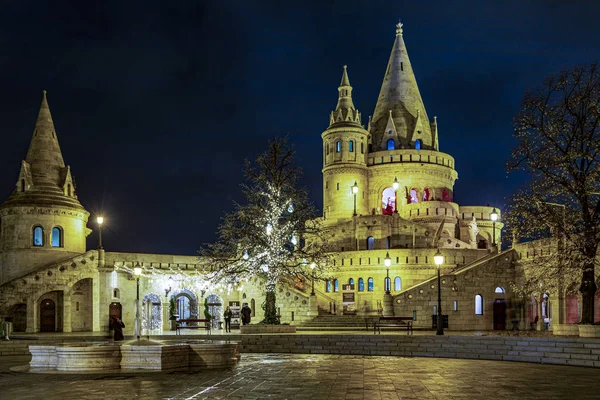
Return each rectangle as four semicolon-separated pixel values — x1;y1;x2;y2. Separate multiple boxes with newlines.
0;353;598;399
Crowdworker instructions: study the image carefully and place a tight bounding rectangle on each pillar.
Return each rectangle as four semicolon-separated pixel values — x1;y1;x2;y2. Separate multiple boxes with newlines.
383;293;394;316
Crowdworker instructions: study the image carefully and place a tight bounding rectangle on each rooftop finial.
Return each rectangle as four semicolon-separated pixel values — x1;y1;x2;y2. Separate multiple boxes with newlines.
396;20;403;36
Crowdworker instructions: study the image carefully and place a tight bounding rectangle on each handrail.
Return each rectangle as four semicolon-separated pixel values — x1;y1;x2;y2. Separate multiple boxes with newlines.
313;286;338;304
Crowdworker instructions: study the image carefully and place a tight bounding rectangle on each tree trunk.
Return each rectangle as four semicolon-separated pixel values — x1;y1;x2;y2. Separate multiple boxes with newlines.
579;265;597;324
261;282;280;325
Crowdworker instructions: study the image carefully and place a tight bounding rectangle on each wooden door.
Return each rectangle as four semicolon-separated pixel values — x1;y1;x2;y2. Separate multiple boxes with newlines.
108;302;122;330
493;299;506;330
40;299;56;332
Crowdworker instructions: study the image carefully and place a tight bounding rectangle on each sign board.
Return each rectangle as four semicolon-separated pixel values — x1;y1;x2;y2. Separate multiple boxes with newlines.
229;301;241;329
342;292;355;314
342;284;355;291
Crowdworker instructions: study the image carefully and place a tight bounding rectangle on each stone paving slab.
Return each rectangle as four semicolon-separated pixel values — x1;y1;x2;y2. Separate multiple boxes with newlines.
1;353;600;399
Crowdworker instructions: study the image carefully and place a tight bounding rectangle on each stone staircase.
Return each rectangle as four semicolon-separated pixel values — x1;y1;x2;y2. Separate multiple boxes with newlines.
299;314;369;330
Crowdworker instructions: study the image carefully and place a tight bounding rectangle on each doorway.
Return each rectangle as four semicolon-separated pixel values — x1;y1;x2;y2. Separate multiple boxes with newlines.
493;299;506;330
40;299;56;332
108;302;122;330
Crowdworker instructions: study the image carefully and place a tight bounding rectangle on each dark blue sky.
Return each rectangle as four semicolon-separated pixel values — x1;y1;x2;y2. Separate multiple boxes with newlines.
1;1;599;254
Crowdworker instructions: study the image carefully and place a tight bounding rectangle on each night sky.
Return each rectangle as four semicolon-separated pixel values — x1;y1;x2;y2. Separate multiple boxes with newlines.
1;1;599;255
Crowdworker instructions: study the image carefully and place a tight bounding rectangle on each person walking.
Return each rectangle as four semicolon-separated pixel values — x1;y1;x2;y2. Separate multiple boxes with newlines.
241;303;252;326
111;317;125;341
223;306;233;332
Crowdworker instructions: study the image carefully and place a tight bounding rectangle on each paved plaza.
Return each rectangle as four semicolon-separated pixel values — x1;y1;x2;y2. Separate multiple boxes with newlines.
0;353;599;399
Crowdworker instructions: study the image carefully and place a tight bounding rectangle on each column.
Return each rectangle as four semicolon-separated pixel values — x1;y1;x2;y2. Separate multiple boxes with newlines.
382;293;394;316
63;292;72;333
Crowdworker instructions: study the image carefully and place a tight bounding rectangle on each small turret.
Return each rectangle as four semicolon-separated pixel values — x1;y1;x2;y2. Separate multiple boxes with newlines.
328;66;362;128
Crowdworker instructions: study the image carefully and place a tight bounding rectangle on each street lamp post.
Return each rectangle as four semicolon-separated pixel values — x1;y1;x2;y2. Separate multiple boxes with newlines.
434;249;444;335
384;252;392;294
352;181;359;216
490;208;498;248
134;263;142;341
392;177;399;214
97;216;104;249
310;263;316;296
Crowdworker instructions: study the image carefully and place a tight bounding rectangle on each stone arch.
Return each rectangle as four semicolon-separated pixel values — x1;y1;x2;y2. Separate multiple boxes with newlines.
142;292;162;332
171;288;198;320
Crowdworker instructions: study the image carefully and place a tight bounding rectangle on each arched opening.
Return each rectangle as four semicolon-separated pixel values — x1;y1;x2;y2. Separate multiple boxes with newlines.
493;299;506;330
172;288;199;322
206;294;223;330
336;141;341;153
381;187;396;215
108;302;122;331
71;278;93;332
387;139;395;150
51;227;62;247
142;293;162;333
40;299;56;332
410;188;419;204
349;140;354;152
326;142;329;155
422;188;430;201
565;292;579;323
367;277;374;291
358;278;364;292
494;286;505;294
333;279;339;292
394;277;402;292
415;139;422;150
349;278;354;285
33;226;44;247
326;281;331;292
366;236;375;250
475;294;483;315
250;298;256;317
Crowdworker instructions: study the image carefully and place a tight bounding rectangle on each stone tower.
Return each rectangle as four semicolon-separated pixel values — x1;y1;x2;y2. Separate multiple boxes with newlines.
0;92;90;284
321;66;370;222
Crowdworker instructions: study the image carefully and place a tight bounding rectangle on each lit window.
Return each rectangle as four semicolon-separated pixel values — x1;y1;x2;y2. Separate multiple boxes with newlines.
326;281;331;293
334;279;339;292
111;271;118;288
453;300;458;311
349;278;354;285
410;189;419;204
394;277;401;291
51;227;62;247
495;286;505;294
475;294;483;315
367;237;375;250
349;141;354;152
415;139;422;150
358;278;364;292
336;141;341;152
387;139;395;150
368;277;374;291
33;226;43;246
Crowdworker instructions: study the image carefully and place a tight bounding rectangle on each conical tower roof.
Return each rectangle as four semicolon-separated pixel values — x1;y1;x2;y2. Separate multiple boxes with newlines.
25;90;66;190
0;92;86;210
370;22;433;151
328;65;361;128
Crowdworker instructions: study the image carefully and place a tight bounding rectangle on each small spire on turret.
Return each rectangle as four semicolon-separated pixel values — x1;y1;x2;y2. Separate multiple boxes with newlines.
340;65;351;86
396;20;403;36
328;65;361;127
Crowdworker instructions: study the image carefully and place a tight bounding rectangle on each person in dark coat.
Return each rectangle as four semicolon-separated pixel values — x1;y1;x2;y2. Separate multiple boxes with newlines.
241;303;252;326
112;317;125;341
223;306;233;332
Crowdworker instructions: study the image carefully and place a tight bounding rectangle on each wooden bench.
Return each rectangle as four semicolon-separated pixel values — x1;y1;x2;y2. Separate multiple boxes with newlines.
373;316;413;335
176;319;211;335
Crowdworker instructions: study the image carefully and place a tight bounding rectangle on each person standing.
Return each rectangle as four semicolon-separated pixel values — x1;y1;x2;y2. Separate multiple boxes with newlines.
241;303;252;326
111;317;125;341
223;306;233;332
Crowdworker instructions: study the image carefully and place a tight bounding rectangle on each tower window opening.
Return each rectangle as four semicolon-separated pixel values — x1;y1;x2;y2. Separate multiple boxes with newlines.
67;184;72;197
326;143;329;155
21;179;25;192
387;139;395;150
415;139;422;150
389;130;393;135
51;227;62;247
349;141;354;152
361;142;364;154
367;236;375;250
336;141;341;153
33;226;44;247
336;183;340;191
401;62;404;71
381;187;396;215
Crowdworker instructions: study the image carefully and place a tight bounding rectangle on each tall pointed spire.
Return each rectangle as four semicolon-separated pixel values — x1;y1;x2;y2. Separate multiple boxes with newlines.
329;65;361;127
370;22;434;151
25;91;66;189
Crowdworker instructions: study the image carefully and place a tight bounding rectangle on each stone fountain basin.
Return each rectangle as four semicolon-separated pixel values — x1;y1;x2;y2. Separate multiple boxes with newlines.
30;342;120;371
177;340;241;370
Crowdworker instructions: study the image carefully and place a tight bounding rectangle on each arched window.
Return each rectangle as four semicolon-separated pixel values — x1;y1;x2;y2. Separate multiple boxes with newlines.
394;277;402;291
326;281;331;293
410;189;419;204
358;278;364;292
422;188;430;201
251;299;256;317
368;277;374;291
51;227;62;247
333;279;339;292
336;141;341;153
415;139;422;150
475;294;483;315
349;278;354;285
495;286;505;294
326;143;329;155
381;187;396;215
387;139;395;150
367;236;375;250
361;142;364;154
349;141;354;152
33;226;43;247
